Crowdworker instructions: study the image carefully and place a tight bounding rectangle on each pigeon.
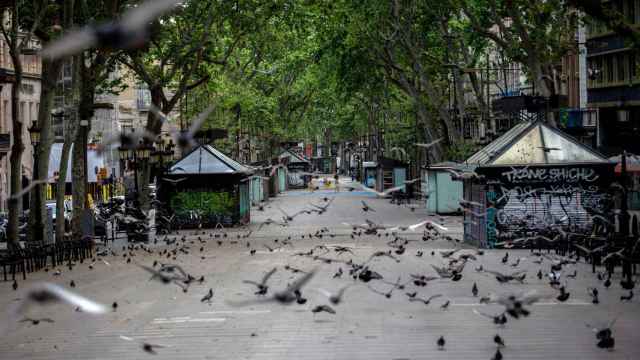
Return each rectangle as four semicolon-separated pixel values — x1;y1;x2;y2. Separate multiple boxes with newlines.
201;289;214;303
9;282;108;317
620;279;635;290
41;0;182;59
588;316;618;350
491;348;503;360
70;280;76;288
361;201;374;212
620;290;633;302
472;282;478;297
488;290;543;318
317;285;351;305
501;253;509;264
588;287;599;304
311;305;336;314
20;317;55;325
12;280;17;291
556;286;570;302
228;269;317;306
604;276;611;289
142;343;166;354
494;334;505;347
294;289;308;304
0;283;105;337
406;292;417;298
473;309;508;326
112;302;118;311
243;268;277;296
437;335;445;350
409;294;443;305
440;300;450;310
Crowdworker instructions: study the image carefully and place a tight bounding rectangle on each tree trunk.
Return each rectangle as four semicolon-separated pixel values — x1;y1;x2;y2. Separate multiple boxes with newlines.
56;136;73;242
70;125;87;240
6;68;23;250
136;85;168;213
71;54;94;240
415;101;444;162
529;59;557;127
28;58;62;242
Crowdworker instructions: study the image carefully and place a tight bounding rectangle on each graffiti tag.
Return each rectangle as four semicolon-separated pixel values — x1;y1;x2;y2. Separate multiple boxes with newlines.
501;167;599;184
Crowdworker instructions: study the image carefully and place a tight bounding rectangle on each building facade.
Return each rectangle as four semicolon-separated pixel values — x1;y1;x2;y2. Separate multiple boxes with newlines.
0;35;41;213
586;0;640;155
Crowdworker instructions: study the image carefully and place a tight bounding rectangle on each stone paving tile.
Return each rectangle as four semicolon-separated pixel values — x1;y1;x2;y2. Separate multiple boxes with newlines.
0;187;639;360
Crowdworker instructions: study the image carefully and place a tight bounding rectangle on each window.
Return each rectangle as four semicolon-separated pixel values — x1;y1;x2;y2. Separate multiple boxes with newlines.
588;57;603;86
629;0;637;23
605;55;615;83
63;61;72;78
3;101;9;132
617;53;626;82
19;102;25;125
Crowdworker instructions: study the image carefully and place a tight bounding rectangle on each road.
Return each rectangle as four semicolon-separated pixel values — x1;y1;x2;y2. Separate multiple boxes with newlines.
0;182;638;359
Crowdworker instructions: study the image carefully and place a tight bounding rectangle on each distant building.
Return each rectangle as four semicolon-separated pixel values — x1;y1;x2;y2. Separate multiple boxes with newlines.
586;0;640;155
51;65;158;179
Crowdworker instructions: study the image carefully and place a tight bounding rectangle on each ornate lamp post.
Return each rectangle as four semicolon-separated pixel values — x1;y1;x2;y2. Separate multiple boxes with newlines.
28;120;43;242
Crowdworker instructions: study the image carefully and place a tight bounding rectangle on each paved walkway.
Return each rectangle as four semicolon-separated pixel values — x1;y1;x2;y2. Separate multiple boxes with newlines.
0;185;638;359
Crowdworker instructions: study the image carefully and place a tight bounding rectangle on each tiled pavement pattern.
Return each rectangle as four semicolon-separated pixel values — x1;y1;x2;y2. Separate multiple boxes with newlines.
1;181;639;360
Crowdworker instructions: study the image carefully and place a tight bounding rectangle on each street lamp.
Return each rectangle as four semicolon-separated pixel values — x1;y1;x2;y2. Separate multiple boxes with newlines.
117;146;129;161
162;139;175;163
150;147;160;165
28;120;41;147
28;120;43;242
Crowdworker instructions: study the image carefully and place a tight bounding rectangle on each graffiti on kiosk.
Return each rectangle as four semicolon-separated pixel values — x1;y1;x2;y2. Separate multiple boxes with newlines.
485;206;497;248
484;183;611;240
501;166;599;184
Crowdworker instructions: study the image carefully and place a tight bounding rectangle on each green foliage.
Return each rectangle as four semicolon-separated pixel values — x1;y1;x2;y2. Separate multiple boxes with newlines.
170;191;235;216
445;141;480;162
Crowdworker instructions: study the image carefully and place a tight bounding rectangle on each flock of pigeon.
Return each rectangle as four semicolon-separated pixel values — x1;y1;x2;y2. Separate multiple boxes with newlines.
2;187;636;358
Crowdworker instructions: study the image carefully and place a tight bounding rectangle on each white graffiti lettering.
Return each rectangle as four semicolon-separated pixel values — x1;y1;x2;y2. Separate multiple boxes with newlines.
501;167;599;183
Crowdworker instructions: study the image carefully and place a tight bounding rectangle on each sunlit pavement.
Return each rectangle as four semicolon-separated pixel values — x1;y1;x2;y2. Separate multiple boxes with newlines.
0;185;639;360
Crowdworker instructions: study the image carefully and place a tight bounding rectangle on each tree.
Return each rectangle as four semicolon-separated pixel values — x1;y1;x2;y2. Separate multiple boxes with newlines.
59;1;115;241
120;0;283;212
461;0;579;109
567;0;640;50
313;0;466;161
26;1;66;243
1;1;50;248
